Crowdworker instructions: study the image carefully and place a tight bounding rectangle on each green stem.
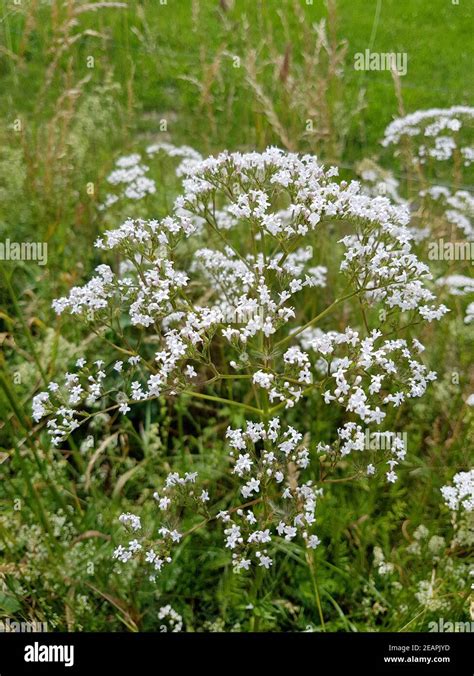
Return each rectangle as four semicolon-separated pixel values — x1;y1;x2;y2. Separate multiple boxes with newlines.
306;550;326;631
275;289;360;350
181;390;262;416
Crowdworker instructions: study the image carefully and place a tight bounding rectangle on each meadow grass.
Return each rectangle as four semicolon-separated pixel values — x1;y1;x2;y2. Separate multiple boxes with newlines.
0;0;472;632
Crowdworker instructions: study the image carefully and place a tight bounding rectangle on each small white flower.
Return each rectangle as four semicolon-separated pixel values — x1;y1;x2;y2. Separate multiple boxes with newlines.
119;402;131;415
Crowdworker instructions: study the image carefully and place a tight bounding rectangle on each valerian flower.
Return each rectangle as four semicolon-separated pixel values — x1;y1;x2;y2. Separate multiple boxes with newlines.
441;470;474;512
382;106;474;166
35;149;446;445
31;148;450;580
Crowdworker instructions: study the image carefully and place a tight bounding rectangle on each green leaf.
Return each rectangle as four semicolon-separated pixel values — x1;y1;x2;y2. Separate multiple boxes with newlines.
0;591;21;614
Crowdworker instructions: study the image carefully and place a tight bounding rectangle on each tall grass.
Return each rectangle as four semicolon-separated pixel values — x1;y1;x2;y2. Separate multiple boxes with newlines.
0;0;472;632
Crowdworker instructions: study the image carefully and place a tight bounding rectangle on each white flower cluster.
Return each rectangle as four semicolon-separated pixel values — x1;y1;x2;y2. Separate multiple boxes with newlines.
359;109;474;252
113;471;203;581
465;302;474;325
373;546;394;576
113;512;143;564
421;186;474;241
357;160;407;206
100;143;203;211
157;604;183;632
100;153;156;208
219;418;322;572
301;327;437;426
191;244;327;346
415;578;448;613
51;264;116;316
119;512;141;531
441;470;474;512
436;274;474;296
32;148;450;581
334;424;406;483
382;106;474;166
32;358;143;444
146;141;203;176
339;222;447;321
35;149;446;446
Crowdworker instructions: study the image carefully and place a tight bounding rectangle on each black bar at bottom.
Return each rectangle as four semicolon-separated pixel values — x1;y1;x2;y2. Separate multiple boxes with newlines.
0;631;471;675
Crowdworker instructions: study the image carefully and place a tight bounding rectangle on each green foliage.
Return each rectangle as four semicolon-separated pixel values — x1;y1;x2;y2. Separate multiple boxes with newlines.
0;0;472;632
